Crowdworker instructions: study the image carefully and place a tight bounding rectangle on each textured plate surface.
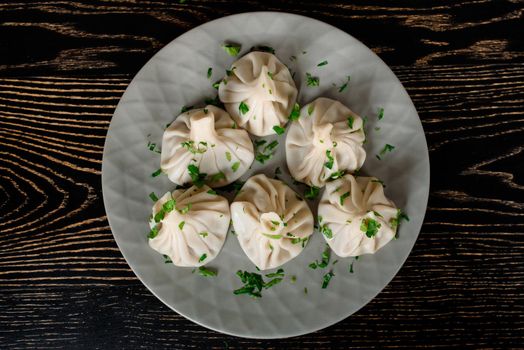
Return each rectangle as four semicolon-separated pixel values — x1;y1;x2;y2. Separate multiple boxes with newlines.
102;12;430;339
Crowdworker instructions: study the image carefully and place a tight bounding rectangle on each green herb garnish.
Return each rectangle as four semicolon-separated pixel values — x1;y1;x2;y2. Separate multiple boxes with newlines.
207;67;212;79
234;269;283;298
188;164;207;187
181;140;207;154
225;151;232;161
262;233;283;239
324;150;334;169
198;266;217;277
231;161;240;172
376;144;395;160
273;125;285;135
148;226;159;239
360;217;381;238
267;71;274;80
347;115;354;129
239;101;249;115
209;171;226;182
340;191;350;206
307;104;314;116
178;221;185;230
288;103;300;121
265;268;284;278
222;43;241;56
149;192;158;202
329;170;345;180
390;209;409;238
199;232;208;237
163;255;172;264
151;168;162;177
306;72;319;87
309;244;331;269
304;186;320;200
198;253;207;262
178;203;191;214
322;270;335;288
338;76;351;92
317;60;328;67
377;107;384;120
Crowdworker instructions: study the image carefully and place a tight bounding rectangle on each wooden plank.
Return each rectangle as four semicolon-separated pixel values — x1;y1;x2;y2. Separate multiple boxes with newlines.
0;1;522;75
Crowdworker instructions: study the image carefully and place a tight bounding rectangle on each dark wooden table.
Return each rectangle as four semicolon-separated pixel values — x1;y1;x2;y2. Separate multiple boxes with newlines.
1;1;523;348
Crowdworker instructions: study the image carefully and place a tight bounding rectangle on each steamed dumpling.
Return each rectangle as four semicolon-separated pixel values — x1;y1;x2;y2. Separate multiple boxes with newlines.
161;105;254;187
286;97;366;188
317;174;399;257
230;174;314;270
148;185;230;267
218;51;298;136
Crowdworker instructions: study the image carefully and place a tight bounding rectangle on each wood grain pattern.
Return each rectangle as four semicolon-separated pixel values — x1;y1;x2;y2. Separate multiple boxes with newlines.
0;0;523;348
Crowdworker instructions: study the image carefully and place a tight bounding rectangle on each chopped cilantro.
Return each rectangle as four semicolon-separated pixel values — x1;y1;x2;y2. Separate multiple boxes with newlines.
322;270;335;288
324;150;334;169
231;161;240;172
239;101;249;115
209;171;226;183
376;144;395;160
340;191;350;206
188;164;206;187
290;275;297;283
212;80;221;89
307;104;314;116
149;192;158;202
304;186;320;200
360;217;381;238
377;107;384;120
262;233;283;239
204;96;222;107
329;170;345;180
199;231;208;237
163;254;172;264
305;72;319;87
349;261;355;273
347;115;354;129
320;223;333;239
338;76;351;92
178;221;185;230
390;209;410;238
233;269;282;298
148;226;159;239
225;151;232;161
198;266;217;277
304;287;308;294
207;67;212;79
181;140;207;154
273;125;286;135
198;253;207;262
267;71;274;80
178;203;192;214
151;168;162;177
288;103;300;121
317;60;328;67
265;268;284;278
222;43;241;56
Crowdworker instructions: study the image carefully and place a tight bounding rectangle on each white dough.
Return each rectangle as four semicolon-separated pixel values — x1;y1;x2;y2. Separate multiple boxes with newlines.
160;105;254;187
148;185;230;267
230;174;314;270
317;174;399;257
218;51;298;136
286;97;366;188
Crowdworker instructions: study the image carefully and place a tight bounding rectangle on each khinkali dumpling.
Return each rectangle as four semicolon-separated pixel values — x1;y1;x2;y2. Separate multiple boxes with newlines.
161;105;254;187
148;185;230;267
317;174;399;257
230;174;314;270
218;51;298;136
286;97;366;188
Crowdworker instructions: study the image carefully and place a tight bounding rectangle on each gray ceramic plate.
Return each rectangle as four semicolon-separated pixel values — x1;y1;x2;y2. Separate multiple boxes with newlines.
102;12;430;339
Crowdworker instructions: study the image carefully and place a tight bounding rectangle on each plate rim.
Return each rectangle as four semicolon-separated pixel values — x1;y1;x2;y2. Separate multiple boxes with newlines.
101;10;431;339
